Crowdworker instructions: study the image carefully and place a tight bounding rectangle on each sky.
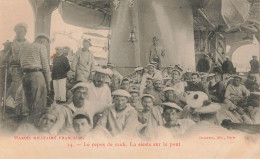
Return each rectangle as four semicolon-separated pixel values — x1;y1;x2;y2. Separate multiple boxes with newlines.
232;36;259;72
0;0;259;70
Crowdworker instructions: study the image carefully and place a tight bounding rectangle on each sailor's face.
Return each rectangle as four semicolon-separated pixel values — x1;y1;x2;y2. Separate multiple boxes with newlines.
172;71;180;80
147;66;154;74
94;72;106;87
192;75;199;83
146;79;153;88
56;48;63;56
121;81;130;90
63;48;70;56
130;92;139;103
233;77;241;86
214;75;221;82
73;88;88;106
154;80;162;91
83;41;91;49
15;27;26;39
38;113;57;132
163;109;179;125
73;119;91;137
165;90;175;101
141;97;153;111
114;96;128;111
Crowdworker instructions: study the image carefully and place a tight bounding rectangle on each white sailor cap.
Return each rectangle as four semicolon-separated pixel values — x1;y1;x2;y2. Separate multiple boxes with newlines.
174;64;184;72
71;82;89;92
200;74;208;78
146;63;156;68
163;87;175;92
233;73;245;79
129;87;140;94
112;89;131;98
207;73;215;77
94;66;113;75
14;23;28;31
150;61;158;65
161;102;183;111
140;94;155;101
36;33;50;42
135;66;144;71
192;72;200;77
172;69;181;75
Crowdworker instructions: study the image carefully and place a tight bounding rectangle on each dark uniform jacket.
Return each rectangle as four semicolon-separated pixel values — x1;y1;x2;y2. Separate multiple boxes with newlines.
52;55;70;80
222;60;234;74
250;59;259;74
185;81;209;96
196;58;210;73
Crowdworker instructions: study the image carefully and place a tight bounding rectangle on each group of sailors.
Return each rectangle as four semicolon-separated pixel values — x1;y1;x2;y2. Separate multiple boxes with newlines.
1;23;260;139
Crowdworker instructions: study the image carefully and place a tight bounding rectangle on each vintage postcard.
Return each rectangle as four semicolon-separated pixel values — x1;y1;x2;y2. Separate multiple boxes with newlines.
0;0;260;159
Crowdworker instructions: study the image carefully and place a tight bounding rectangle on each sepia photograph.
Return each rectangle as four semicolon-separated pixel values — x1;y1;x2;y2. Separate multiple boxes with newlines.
0;0;260;159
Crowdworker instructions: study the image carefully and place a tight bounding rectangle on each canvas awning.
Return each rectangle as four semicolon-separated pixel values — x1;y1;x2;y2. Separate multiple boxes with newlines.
221;0;250;28
58;1;110;29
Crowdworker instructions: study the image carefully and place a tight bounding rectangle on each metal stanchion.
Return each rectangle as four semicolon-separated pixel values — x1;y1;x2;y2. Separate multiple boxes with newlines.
2;64;8;122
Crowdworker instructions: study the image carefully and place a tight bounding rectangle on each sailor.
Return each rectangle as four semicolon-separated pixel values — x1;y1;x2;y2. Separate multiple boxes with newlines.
196;54;210;73
19;33;51;125
162;102;195;136
87;66;113;117
52;46;70;104
223;74;253;124
138;94;164;139
96;89;138;137
140;63;163;93
185;72;209;96
166;69;187;96
163;87;184;107
163;65;174;78
71;39;95;82
50;82;91;135
16;106;58;135
72;112;92;137
3;23;29;101
249;55;259;85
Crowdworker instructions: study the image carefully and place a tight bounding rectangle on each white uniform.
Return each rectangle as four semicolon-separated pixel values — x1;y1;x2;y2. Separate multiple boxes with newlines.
71;49;95;82
87;82;112;115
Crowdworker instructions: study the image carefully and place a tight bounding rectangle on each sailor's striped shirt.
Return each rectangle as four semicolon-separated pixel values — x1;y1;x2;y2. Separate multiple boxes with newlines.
19;42;51;82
